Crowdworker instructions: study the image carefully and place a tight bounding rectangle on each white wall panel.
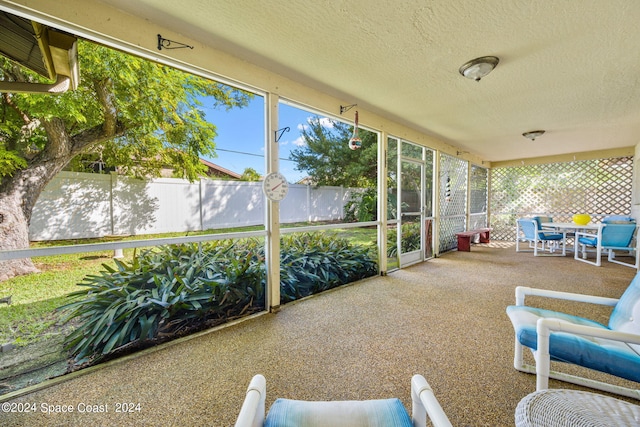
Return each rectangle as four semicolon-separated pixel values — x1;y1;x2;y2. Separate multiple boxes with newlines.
280;184;309;223
29;172;112;240
30;172;355;241
201;180;264;229
309;186;346;221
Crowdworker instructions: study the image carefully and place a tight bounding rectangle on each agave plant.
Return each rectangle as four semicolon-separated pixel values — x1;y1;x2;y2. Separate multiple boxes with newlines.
279;232;377;303
60;240;265;364
61;233;376;363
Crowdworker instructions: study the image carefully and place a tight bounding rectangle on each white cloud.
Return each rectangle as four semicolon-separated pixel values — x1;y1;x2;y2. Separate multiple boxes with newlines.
286;115;336;148
318;117;335;128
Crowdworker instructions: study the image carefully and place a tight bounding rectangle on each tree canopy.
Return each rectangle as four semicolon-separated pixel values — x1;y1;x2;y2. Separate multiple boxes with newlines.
0;37;252;280
0;40;252;183
289;117;377;188
240;167;261;181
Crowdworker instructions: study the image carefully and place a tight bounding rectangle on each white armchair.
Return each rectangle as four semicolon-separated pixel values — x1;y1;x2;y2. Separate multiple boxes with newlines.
574;222;639;268
235;374;452;427
506;275;640;399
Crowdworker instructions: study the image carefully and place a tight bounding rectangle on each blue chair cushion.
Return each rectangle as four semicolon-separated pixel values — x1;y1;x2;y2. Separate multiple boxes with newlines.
533;216;553;229
578;223;636;248
603;215;634;223
537;232;563;241
506;305;640;383
602;223;636;247
609;273;640;354
264;398;413;427
577;236;598;246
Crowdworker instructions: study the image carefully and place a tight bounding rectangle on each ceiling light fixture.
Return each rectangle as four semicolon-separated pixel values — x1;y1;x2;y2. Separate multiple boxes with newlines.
522;130;545;141
459;56;499;81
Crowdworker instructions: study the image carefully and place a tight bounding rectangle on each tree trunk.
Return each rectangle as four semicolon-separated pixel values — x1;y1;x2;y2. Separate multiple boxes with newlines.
0;115;124;281
1;119;83;281
0;168;51;281
0;182;38;281
0;154;72;280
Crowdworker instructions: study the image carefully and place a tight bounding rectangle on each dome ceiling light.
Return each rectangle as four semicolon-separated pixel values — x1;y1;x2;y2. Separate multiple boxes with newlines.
522;130;546;141
458;56;499;81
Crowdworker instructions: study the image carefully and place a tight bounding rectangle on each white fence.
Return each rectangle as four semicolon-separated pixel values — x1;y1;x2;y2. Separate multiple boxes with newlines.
30;171;355;241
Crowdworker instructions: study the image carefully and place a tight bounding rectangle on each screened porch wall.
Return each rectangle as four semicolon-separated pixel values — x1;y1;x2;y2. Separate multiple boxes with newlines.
437;154;492;253
489;156;634;241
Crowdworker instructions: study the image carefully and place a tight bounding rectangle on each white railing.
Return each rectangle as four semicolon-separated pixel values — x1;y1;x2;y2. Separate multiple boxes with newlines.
0;230;267;261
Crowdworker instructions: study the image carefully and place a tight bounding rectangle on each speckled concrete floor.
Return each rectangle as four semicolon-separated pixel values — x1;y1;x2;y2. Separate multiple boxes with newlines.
2;244;637;426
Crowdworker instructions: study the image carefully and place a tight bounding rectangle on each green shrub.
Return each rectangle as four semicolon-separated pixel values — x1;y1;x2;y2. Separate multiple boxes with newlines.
60;240;265;364
279;232;378;303
344;188;377;222
61;233;377;363
387;222;421;257
343;189;401;223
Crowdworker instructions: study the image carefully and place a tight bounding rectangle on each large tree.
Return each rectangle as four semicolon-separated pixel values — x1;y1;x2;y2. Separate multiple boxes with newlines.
290;117;377;188
0;39;250;281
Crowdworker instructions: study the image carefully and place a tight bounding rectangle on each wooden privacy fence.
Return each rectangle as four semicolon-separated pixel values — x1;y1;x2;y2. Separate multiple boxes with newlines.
30;171;356;241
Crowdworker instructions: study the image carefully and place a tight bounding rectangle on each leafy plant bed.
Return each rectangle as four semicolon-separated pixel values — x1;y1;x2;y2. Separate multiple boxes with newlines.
60;232;377;365
0;227;377;395
280;232;378;302
0;306;258;397
61;240;265;365
386;222;421;257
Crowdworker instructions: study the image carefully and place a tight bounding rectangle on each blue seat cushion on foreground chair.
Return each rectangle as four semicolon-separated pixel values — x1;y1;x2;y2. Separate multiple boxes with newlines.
506;271;640;398
506;305;640;383
264;398;412;427
235;374;452;427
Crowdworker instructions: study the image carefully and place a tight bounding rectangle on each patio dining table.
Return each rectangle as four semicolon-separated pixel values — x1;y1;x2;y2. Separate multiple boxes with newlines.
540;222;600;254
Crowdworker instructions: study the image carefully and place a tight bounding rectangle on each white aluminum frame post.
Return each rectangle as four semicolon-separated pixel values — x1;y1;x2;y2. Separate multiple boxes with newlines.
265;93;281;312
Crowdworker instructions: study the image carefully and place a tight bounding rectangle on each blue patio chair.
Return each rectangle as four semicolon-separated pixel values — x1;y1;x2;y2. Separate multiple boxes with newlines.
506;271;640;399
574;219;638;268
532;216;554;231
235;374;452;427
516;218;566;256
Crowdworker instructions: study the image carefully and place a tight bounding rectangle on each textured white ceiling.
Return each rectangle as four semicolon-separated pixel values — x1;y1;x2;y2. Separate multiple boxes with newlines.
101;0;640;162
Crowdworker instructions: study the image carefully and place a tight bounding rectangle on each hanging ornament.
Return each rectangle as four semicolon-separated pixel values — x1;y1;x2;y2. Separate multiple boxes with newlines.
348;111;362;150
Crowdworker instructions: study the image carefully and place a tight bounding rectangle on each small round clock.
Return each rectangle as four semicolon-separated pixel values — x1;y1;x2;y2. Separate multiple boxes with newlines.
262;171;289;201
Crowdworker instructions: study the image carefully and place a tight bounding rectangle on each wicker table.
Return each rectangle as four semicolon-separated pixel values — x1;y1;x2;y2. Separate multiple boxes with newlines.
515;389;640;427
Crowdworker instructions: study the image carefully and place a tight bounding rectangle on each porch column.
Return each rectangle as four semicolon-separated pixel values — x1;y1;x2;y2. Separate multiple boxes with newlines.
631;143;640;221
265;93;281;312
377;131;388;274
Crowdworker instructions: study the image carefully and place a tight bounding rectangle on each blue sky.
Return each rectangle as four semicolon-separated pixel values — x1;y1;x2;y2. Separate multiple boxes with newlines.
202;96;325;183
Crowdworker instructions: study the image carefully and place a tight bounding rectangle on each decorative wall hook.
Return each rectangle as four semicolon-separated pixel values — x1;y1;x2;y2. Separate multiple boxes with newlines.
157;34;194;51
275;127;290;143
340;104;357;115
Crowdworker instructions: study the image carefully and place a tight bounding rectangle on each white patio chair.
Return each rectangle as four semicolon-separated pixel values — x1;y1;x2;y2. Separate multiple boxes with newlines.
515;218;566;256
234;374;452;427
506;271;640;399
575;220;639;268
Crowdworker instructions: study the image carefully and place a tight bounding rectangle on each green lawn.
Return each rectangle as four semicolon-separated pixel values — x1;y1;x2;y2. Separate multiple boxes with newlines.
0;223;378;347
0;262;107;346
